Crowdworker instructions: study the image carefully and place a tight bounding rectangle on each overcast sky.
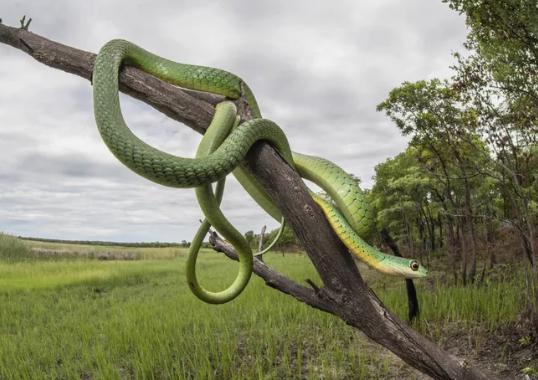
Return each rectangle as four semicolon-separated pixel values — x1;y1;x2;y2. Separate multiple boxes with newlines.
0;1;468;242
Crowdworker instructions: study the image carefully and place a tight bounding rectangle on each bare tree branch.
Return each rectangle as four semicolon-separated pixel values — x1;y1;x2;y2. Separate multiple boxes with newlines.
209;231;336;313
0;23;220;133
0;22;499;380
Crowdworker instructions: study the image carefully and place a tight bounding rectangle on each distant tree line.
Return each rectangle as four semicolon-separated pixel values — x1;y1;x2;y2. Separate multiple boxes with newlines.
20;236;183;248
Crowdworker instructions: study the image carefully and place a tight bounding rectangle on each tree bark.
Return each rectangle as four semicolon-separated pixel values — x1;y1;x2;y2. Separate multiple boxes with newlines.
0;22;499;380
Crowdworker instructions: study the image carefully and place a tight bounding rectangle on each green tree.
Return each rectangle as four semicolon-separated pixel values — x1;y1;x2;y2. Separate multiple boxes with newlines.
445;0;538;109
377;79;495;283
445;1;538;320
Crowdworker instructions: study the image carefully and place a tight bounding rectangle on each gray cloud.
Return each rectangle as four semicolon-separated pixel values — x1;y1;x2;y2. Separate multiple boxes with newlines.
0;1;467;241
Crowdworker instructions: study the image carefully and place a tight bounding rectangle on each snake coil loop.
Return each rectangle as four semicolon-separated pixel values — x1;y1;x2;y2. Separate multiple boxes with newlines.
92;39;427;304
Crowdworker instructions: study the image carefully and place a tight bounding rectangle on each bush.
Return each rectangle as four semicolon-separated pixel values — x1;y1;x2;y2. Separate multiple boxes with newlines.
0;233;33;261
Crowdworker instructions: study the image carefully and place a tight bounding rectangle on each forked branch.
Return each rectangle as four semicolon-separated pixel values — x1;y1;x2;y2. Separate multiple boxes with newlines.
0;22;497;380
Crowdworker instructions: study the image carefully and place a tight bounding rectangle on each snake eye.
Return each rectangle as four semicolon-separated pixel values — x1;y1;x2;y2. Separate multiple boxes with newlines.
410;261;420;271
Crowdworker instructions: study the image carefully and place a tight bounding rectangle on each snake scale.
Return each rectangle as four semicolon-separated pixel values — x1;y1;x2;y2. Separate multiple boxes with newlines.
92;40;427;304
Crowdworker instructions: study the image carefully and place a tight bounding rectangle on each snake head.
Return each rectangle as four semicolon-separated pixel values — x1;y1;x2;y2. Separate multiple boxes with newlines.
381;257;428;279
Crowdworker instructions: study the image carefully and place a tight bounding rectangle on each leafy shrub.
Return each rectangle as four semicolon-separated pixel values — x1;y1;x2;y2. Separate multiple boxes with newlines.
0;233;33;261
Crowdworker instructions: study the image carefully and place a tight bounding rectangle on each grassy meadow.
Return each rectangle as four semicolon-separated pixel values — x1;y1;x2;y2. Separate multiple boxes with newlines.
0;233;531;379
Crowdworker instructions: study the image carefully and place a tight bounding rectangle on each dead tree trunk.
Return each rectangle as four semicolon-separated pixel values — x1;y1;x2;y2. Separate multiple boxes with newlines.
0;22;499;380
257;225;266;262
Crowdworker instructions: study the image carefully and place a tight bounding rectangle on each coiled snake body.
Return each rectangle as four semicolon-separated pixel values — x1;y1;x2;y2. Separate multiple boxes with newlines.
92;40;427;304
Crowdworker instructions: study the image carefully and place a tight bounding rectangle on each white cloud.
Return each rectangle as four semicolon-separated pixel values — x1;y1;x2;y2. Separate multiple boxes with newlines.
0;0;467;241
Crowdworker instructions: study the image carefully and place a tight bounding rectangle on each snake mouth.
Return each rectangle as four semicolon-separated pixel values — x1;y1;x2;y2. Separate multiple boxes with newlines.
407;267;428;279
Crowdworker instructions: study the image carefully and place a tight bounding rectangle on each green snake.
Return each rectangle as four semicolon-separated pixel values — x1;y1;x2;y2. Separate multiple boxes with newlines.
92;40;427;304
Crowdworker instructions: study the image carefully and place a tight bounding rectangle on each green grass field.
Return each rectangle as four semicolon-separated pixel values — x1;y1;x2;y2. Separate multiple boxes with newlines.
0;234;529;379
21;238;183;260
